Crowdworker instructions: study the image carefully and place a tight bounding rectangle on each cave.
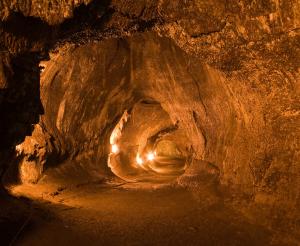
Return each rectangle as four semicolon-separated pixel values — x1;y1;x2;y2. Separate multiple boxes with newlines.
0;1;299;245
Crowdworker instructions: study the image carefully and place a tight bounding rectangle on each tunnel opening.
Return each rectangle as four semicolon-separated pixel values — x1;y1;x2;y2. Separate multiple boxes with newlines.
4;32;211;189
108;101;190;183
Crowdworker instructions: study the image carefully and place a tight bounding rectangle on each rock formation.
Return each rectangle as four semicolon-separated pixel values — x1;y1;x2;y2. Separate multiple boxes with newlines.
0;0;299;245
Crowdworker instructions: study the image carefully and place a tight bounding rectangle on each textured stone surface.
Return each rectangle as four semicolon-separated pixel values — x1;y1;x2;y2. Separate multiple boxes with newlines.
0;0;299;242
12;32;299;205
0;0;93;24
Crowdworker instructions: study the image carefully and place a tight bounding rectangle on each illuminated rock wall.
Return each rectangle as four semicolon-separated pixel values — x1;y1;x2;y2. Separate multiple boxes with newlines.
0;0;298;221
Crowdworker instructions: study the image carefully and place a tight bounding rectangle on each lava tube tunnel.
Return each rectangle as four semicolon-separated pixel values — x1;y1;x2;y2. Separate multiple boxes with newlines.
0;1;299;246
108;103;191;182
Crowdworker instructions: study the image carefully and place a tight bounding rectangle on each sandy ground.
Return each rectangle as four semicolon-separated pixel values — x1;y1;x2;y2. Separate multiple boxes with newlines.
2;178;290;246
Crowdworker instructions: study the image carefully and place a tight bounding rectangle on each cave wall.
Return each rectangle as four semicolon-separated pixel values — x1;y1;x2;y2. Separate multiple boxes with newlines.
10;31;299;213
35;40;136;184
0;0;93;25
0;0;298;210
127;33;300;208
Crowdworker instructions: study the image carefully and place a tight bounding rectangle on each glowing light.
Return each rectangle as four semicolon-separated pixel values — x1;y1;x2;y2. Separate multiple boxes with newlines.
15;144;23;155
111;144;119;154
147;152;155;161
136;154;144;165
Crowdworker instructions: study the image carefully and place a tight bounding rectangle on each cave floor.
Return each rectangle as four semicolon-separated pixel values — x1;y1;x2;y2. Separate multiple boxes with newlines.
2;180;295;246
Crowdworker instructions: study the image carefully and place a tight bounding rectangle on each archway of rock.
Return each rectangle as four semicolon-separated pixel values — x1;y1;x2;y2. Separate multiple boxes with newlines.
0;10;298;244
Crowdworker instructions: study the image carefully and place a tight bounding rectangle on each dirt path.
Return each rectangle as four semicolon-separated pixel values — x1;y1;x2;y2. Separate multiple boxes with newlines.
10;182;276;246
